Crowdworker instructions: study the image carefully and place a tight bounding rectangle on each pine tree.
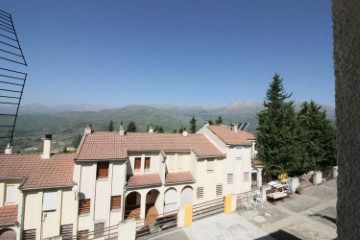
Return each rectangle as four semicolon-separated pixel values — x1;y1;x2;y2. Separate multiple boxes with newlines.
127;122;137;132
298;101;336;169
257;73;302;177
108;120;114;132
190;116;197;133
215;116;223;125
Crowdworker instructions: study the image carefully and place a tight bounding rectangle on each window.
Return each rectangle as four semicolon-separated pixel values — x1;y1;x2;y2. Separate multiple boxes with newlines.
111;195;121;211
244;172;250;182
94;222;104;238
5;185;15;203
145;157;151;170
77;230;89;240
235;147;242;160
227;173;234;184
197;187;204;200
23;229;36;240
79;199;90;215
134;157;141;170
207;159;214;173
216;184;223;197
42;191;57;211
97;162;109;179
60;224;73;239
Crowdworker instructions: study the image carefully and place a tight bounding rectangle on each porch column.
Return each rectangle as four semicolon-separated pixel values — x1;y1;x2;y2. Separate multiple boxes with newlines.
140;192;147;219
257;168;263;187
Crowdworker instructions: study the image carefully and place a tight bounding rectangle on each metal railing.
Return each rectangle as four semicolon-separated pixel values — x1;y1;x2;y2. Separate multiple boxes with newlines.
236;189;262;211
192;197;224;221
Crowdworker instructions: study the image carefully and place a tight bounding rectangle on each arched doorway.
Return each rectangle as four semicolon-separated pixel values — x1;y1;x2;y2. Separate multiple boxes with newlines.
124;191;141;220
145;189;160;225
180;186;193;208
0;228;16;240
164;188;177;214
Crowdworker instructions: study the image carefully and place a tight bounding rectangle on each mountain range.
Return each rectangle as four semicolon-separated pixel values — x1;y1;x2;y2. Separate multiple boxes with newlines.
0;102;335;153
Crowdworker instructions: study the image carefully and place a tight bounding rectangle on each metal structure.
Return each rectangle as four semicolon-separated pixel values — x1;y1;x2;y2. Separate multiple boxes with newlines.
0;9;27;148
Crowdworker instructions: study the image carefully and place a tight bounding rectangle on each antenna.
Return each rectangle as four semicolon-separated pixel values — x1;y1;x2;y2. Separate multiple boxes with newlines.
0;9;28;149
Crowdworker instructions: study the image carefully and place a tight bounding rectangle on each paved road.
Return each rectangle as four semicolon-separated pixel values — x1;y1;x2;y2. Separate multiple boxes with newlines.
146;179;337;240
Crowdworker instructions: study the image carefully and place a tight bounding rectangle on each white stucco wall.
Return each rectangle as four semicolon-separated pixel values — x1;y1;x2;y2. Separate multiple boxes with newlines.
128;153;161;175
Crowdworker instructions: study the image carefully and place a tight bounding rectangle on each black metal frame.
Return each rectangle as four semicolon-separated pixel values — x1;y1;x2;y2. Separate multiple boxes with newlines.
0;8;27;148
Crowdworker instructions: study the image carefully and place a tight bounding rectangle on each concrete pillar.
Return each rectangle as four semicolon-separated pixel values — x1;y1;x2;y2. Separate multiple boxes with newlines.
261;186;270;202
184;204;192;227
333;166;338;178
118;218;136;240
313;171;323;185
177;207;185;227
140;193;146;219
257;168;263;187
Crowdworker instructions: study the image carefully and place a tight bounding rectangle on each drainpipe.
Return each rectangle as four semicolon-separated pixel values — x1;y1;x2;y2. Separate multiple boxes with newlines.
19;188;25;240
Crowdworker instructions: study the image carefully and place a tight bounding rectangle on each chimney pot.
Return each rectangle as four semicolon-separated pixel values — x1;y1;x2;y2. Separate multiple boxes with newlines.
182;129;188;137
84;124;92;135
41;134;52;159
119;124;125;136
4;143;12;155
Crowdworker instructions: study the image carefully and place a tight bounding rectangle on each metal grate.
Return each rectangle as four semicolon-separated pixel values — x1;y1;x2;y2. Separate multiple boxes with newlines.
0;9;28;149
196;186;204;200
227;173;234;184
216;184;223;197
22;229;36;240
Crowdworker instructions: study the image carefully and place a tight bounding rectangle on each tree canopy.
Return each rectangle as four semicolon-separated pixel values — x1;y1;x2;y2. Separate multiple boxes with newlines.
190;116;197;133
127;121;137;132
108;120;114;132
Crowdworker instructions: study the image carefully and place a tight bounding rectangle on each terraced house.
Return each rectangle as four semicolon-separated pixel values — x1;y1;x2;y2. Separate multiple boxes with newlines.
0;124;260;239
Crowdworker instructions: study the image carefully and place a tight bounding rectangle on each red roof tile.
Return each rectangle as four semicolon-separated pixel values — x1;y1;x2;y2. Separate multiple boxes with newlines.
165;171;195;185
207;125;255;145
0;153;75;190
76;132;225;161
0;205;18;225
127;173;161;188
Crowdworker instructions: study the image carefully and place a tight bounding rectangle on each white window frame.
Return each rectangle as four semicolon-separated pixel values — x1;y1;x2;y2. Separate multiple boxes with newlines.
42;191;57;212
5;185;15;203
207;159;214;173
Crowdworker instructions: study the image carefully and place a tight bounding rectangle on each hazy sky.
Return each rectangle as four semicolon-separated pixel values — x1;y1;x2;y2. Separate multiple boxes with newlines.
1;1;334;107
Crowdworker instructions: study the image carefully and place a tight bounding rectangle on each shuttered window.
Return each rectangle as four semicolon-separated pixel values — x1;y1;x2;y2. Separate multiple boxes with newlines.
79;199;90;215
134;157;141;170
235;147;242;160
227;173;234;184
216;184;223;197
77;230;89;240
197;187;204;200
111;195;121;210
60;224;73;239
145;157;151;170
42;191;57;211
97;162;109;179
23;229;36;240
5;185;15;203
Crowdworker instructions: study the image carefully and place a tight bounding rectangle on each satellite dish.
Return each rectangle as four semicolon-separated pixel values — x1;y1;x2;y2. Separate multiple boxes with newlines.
72;185;79;193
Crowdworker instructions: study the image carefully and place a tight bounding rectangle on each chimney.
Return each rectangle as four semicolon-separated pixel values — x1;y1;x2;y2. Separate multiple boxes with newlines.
4;143;12;155
232;123;238;133
84;124;92;135
148;126;154;133
119;123;125;136
41;134;52;159
182;128;188;137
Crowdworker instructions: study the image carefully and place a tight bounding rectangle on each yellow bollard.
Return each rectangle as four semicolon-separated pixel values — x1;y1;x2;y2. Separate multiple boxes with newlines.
184;204;193;227
224;194;232;214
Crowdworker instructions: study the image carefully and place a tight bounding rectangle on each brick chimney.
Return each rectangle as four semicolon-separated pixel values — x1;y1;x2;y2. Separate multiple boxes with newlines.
4;143;12;155
41;134;52;159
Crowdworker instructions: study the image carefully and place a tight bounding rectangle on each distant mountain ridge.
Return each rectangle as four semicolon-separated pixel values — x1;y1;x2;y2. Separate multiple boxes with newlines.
0;102;335;152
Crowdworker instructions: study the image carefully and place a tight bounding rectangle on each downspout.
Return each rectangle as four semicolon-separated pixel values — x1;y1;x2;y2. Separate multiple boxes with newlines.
19;188;25;240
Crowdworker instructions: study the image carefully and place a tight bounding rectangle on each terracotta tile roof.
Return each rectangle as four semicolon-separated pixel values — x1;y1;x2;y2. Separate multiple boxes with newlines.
76;132;225;161
0;205;18;225
165;171;195;185
207;125;255;145
127;173;161;188
0;153;75;190
252;159;263;166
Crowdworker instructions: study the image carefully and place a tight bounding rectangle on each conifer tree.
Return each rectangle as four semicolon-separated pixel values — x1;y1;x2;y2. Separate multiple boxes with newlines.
190;116;197;133
108;120;114;132
257;73;302;177
127;122;137;132
215;116;223;125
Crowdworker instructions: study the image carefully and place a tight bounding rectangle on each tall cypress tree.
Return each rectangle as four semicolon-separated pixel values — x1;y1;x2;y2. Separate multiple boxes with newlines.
257;74;302;177
190;116;197;133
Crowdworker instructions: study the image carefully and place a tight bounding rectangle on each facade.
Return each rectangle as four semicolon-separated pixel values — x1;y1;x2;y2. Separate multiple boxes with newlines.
0;124;260;239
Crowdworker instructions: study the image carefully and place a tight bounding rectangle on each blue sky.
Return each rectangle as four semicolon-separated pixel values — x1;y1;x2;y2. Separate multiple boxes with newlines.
1;0;334;107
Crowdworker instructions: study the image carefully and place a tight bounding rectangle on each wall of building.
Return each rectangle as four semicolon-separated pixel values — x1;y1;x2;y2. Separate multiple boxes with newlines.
0;181;21;207
128;153;161;175
333;0;360;238
166;153;191;173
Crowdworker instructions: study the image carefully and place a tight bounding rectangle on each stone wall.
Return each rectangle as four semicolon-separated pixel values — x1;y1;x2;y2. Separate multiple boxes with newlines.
333;0;360;238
